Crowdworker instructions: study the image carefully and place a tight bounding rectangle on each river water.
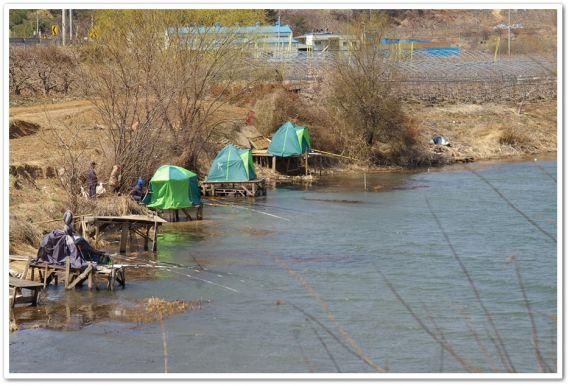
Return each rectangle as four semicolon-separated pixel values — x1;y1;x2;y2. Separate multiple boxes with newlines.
9;158;558;374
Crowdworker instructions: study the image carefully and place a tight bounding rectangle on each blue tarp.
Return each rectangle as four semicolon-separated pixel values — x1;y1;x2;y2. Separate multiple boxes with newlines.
418;47;461;57
381;38;431;44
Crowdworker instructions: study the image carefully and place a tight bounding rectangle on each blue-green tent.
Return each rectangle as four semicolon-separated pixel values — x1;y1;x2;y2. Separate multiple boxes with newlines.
206;144;256;182
143;165;201;209
267;121;311;157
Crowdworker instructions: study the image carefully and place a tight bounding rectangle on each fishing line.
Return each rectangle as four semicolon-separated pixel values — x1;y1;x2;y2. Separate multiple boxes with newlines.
163;267;239;293
205;199;291;221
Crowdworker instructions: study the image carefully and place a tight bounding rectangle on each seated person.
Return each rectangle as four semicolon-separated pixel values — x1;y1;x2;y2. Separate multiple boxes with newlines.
129;178;145;202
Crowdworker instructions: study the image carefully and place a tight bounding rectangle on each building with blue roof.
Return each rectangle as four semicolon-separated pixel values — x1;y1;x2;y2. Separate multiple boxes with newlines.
167;21;299;57
295;32;359;52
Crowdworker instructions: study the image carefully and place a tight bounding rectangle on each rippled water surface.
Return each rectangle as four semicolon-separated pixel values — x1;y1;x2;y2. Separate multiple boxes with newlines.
9;158;558;373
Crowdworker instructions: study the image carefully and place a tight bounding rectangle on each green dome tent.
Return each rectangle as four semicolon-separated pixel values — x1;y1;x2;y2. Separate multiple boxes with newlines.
206;144;257;182
267;121;311;157
144;165;201;210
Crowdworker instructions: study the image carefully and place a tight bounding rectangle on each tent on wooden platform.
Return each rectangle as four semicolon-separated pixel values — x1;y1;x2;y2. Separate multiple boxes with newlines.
267;121;311;157
144;165;201;209
206;144;257;182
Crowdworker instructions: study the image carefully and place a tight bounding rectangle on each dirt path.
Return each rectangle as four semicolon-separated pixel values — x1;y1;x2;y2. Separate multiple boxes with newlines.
9;99;101;165
10;99;96;118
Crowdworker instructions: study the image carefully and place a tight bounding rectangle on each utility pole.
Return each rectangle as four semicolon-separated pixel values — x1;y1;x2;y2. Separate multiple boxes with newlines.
507;9;511;56
69;9;72;43
36;11;39;38
277;12;281;56
62;9;66;46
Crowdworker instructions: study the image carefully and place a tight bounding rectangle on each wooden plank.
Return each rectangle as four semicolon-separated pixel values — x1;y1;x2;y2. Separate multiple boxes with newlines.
22;255;32;281
9;277;45;290
83;215;167;224
67;264;93;289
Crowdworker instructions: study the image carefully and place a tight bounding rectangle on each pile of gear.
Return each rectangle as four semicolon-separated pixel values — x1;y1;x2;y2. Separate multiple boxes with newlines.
33;210;111;269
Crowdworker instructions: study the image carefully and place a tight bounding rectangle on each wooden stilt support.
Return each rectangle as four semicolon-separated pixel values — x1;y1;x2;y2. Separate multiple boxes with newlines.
87;267;93;290
152;220;158;252
272;156;276;172
81;218;87;239
144;225;150;251
64;256;70;288
119;223;128;254
94;225;100;248
22;256;32;281
43;263;49;288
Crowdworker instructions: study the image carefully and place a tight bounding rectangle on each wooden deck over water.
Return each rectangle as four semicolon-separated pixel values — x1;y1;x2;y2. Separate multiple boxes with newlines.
201;179;267;197
81;214;166;253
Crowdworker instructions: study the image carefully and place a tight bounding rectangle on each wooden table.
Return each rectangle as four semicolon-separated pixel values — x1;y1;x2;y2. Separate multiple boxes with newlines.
9;277;44;310
81;215;167;253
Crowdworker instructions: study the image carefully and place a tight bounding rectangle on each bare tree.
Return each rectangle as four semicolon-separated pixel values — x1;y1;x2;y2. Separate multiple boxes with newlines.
9;47;35;96
81;11;258;186
324;14;413;163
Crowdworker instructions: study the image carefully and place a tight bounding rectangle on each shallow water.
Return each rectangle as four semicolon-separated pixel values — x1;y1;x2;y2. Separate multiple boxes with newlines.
9;158;557;374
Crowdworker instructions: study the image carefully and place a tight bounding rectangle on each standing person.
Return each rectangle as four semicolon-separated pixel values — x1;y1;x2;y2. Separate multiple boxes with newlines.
108;164;123;193
85;161;98;199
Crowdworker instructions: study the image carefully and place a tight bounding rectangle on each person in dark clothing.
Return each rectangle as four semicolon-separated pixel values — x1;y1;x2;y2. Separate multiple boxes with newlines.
129;177;144;202
85;161;98;199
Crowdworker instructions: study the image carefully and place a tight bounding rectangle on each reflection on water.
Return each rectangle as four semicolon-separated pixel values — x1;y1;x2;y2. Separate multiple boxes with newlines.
10;158;557;374
13;294;205;331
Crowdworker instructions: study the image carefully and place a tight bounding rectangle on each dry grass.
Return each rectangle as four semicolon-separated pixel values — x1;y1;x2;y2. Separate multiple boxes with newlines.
499;126;533;149
253;87;300;137
404;100;557;161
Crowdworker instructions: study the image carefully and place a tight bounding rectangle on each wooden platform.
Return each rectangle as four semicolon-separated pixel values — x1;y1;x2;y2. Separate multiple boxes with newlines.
252;150;277;172
9;277;44;310
156;205;204;222
80;214;167;253
201;179;267;197
252;150;313;176
19;255;126;291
